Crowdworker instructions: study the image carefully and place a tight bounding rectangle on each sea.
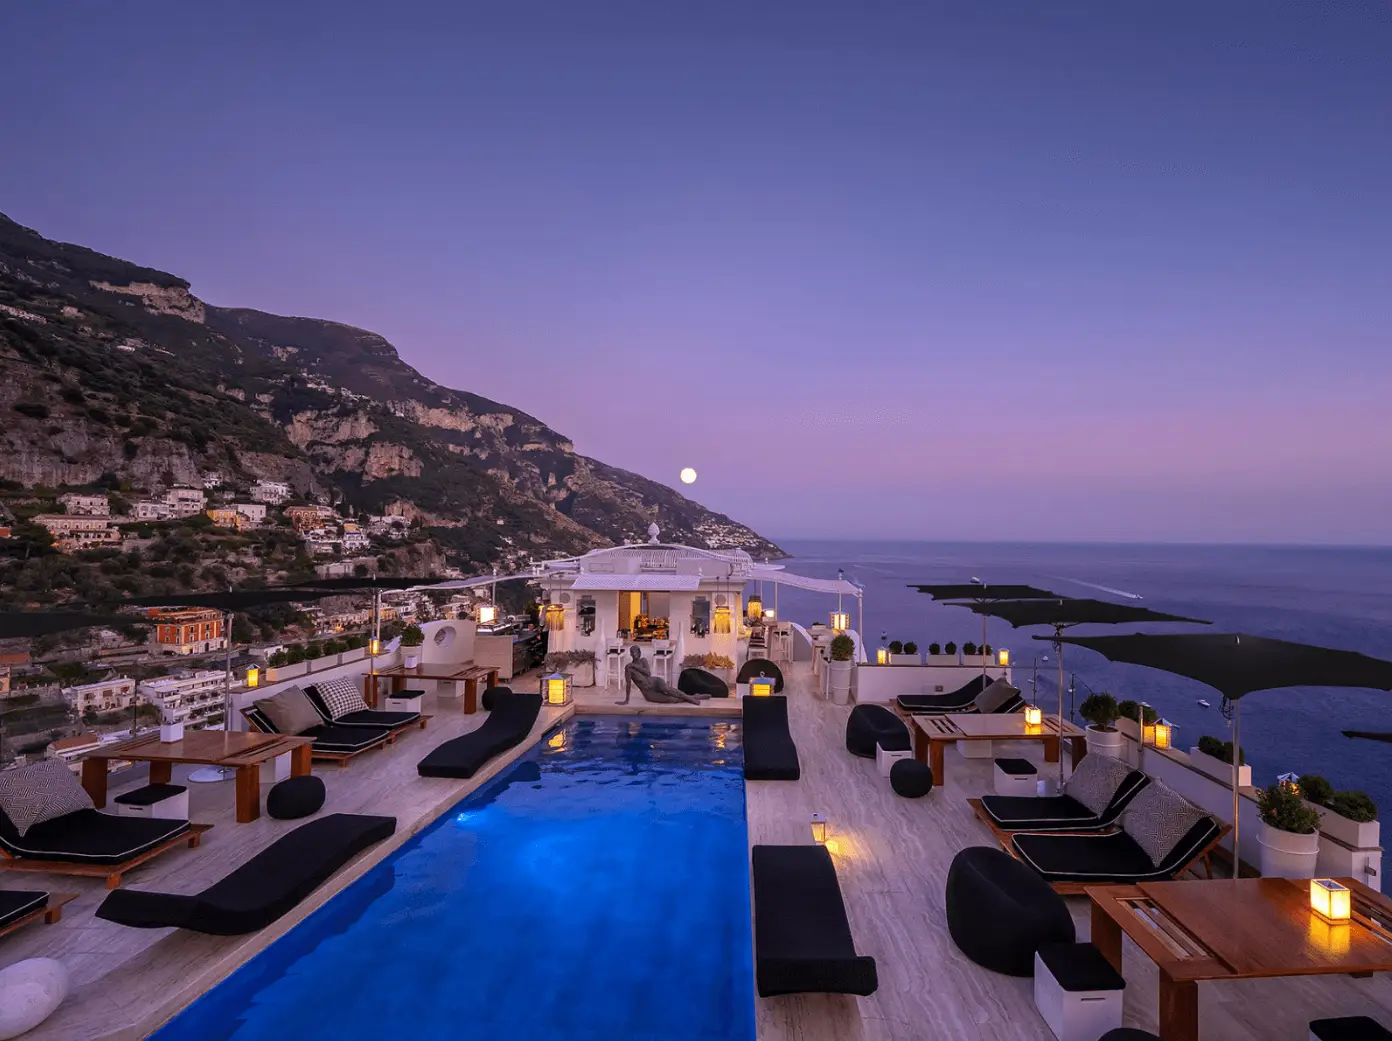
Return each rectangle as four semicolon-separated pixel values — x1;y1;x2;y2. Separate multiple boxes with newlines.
765;540;1392;815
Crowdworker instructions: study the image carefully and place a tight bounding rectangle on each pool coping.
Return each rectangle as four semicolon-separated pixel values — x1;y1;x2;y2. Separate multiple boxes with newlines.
102;704;577;1041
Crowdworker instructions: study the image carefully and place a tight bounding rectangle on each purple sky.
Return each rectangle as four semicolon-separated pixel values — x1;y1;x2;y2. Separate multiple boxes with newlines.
2;2;1389;544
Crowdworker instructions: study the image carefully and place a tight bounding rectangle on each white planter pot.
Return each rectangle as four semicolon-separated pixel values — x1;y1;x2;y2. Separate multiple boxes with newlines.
1258;822;1321;878
1189;747;1252;787
828;659;853;705
924;654;959;666
888;653;920;666
1084;725;1126;759
403;649;421;668
573;661;596;687
1308;803;1380;848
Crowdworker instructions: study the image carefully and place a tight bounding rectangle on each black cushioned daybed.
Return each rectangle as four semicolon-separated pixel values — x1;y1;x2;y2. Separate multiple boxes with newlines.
894;673;990;714
2;806;204;888
978;757;1149;833
96;813;396;935
304;681;423;735
242;706;392;762
742;695;800;780
752;845;877;997
417;691;542;779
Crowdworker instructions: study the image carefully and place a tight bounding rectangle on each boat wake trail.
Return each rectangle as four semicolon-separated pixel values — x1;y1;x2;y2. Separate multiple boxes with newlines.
1044;575;1144;600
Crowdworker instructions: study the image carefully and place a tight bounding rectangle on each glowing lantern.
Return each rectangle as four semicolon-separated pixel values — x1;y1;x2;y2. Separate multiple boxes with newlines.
544;604;565;631
830;611;849;632
477;604;498;625
747;595;763;621
1024;704;1042;726
1152;719;1173;750
369;638;382;656
750;677;775;698
810;812;827;844
1310;878;1352;923
713;605;732;635
245;665;260;688
542;672;572;707
876;647;888;665
997;648;1010;667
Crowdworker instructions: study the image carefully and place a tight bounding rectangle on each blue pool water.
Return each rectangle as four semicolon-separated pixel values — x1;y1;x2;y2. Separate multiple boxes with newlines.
153;717;753;1041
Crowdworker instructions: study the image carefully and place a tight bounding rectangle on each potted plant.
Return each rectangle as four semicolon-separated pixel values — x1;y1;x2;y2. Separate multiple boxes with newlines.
889;639;919;666
963;640;977;657
888;640;903;655
546;649;597;687
400;623;424;668
1116;699;1158;742
1256;782;1322;878
1190;735;1250;786
1078;692;1124;758
943;641;958;660
928;642;941;656
1299;774;1379;847
828;634;855;705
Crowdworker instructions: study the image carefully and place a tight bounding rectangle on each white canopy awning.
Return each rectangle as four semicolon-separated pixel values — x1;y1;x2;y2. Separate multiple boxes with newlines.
569;574;703;591
750;570;862;597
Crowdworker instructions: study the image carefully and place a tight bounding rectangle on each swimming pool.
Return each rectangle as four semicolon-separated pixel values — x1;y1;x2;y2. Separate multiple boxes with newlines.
153;716;754;1041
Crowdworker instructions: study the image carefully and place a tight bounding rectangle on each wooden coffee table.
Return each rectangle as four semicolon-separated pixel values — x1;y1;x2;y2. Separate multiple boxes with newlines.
81;730;314;824
909;713;1086;782
1088;877;1392;1041
370;663;501;713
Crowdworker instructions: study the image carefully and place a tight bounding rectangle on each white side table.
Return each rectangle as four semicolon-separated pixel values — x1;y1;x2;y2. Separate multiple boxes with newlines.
876;743;914;777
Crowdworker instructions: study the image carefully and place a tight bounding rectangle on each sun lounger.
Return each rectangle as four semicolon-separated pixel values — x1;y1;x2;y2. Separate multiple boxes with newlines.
242;706;393;765
0;890;76;940
304;681;426;738
895;674;990;713
417;691;542;779
742;695;800;780
1008;779;1226;894
752;844;878;997
96;813;396;934
1;807;209;889
975;757;1149;834
898;677;1023;716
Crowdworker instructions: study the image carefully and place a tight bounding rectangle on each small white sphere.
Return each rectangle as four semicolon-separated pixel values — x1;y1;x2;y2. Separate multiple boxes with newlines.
679;467;697;485
0;958;70;1039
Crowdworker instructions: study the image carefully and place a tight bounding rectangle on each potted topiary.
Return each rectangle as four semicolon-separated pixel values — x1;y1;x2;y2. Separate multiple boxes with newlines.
1190;735;1249;786
568;648;597;688
828;634;855;705
900;640;920;665
1299;774;1379;847
962;640;978;657
889;639;918;666
943;641;958;660
1116;699;1158;742
1078;692;1124;758
1256;781;1322;878
400;623;425;668
888;640;903;655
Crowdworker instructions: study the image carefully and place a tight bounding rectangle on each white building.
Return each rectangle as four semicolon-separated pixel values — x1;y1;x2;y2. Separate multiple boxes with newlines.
59;492;110;516
250;480;290;504
232;502;267;525
133;500;174;521
202;471;223;489
138;671;227;729
341;522;370;552
164;486;206;517
366;515;409;540
63;675;137;717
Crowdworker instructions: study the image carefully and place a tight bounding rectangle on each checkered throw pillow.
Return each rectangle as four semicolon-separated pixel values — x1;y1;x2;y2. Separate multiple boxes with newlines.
1120;778;1210;867
1063;751;1133;815
315;677;370;720
0;758;95;837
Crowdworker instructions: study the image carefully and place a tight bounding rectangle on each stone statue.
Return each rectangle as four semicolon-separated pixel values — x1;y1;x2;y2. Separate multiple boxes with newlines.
619;645;710;705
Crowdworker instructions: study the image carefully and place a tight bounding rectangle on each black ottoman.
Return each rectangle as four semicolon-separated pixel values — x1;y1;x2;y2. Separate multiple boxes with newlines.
481;685;513;712
267;776;326;820
679;668;728;698
845;704;910;758
1099;1032;1162;1041
1310;1018;1392;1041
890;759;933;798
945;846;1075;976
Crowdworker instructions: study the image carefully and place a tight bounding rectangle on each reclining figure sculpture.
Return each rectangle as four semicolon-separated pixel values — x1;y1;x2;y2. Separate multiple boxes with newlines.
619;645;710;706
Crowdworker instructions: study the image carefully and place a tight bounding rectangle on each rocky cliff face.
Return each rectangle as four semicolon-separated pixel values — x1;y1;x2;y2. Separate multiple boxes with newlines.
0;212;782;570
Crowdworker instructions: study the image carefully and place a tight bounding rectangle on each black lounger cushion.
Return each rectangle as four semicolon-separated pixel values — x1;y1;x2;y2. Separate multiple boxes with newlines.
742;695;800;781
0;890;48;930
678;668;728;698
1012;817;1221;884
303;723;392;753
417;692;542;778
480;685;513;712
737;658;785;693
895;674;990;713
981;765;1148;832
1309;1017;1392;1041
96;813;395;935
752;845;878;997
303;685;419;730
0;807;190;865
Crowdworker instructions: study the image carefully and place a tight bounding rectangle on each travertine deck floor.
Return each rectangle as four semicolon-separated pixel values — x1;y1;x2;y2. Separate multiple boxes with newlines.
8;662;1392;1040
4;682;570;1041
751;664;1392;1041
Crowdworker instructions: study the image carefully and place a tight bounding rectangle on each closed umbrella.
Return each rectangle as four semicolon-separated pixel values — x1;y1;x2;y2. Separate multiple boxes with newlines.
950;599;1210;785
910;584;1063;688
1047;632;1392;869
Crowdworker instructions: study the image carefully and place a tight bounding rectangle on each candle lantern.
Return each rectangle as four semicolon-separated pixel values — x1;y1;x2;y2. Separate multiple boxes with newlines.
750;677;775;698
810;813;828;844
245;665;260;688
1024;704;1043;726
477;604;498;625
998;648;1010;667
1311;878;1352;923
830;611;849;632
876;647;888;665
542;672;572;707
369;637;381;656
1152;719;1173;750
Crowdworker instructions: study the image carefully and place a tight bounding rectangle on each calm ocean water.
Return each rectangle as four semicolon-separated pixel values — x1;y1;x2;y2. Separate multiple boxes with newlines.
766;540;1392;813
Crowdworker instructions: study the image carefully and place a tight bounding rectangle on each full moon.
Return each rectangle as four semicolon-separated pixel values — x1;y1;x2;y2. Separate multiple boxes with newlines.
679;467;698;485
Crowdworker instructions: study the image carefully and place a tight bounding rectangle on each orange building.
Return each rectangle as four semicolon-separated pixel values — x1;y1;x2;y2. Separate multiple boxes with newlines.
147;607;226;656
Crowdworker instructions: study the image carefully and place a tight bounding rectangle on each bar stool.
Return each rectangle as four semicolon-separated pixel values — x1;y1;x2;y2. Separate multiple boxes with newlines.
651;640;674;683
603;640;626;688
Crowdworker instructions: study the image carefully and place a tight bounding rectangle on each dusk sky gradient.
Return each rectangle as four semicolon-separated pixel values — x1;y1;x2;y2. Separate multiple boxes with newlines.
2;2;1389;543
